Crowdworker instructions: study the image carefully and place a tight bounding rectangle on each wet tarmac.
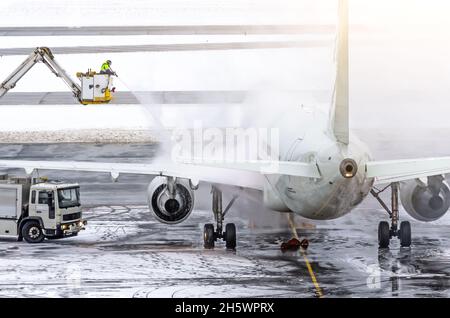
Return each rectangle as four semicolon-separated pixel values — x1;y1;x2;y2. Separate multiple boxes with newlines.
1;143;450;298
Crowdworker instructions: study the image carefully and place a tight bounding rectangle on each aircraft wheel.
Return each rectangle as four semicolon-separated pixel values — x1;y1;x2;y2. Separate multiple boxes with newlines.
399;221;411;247
225;223;236;250
204;223;215;249
378;221;390;248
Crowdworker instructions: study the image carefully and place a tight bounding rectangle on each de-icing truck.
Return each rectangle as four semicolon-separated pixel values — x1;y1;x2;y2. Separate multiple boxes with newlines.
0;175;86;243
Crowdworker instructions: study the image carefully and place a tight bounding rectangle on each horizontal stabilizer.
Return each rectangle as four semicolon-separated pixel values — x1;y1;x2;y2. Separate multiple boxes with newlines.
178;158;321;178
366;157;450;184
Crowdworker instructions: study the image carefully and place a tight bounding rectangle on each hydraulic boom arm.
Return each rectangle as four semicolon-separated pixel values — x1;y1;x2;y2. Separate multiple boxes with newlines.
0;47;81;100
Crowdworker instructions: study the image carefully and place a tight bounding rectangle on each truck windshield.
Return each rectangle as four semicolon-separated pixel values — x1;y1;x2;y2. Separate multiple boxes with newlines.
57;187;80;208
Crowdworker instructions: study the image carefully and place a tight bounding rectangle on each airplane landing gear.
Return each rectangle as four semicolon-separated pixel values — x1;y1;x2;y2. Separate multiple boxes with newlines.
203;185;238;249
203;223;215;249
371;182;412;248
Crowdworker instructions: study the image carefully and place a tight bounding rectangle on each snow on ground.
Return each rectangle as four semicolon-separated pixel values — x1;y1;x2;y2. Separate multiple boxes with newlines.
2;204;450;297
0;129;156;143
0;105;150;132
0;103;246;142
0;103;156;142
0;206;309;298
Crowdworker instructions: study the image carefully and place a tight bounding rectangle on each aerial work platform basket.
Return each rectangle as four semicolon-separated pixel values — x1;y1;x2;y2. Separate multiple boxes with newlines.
76;70;115;105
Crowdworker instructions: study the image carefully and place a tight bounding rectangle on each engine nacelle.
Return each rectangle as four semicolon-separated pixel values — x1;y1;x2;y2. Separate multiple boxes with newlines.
400;177;450;222
147;176;195;224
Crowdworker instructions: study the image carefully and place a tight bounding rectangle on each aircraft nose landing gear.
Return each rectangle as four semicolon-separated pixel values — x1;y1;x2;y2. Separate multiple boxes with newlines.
203;186;238;250
371;182;412;248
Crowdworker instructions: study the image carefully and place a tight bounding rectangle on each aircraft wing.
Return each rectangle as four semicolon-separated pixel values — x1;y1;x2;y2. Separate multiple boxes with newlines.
366;157;450;184
0;159;321;191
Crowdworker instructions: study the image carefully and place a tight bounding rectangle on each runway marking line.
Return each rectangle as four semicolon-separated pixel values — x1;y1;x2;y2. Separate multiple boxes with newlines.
301;250;323;298
287;214;324;298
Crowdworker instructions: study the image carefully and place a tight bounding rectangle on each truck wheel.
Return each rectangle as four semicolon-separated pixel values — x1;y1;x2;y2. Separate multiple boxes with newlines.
21;221;45;243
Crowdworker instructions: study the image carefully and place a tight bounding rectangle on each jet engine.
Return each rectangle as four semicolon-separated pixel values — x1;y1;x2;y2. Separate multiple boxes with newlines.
147;176;195;224
400;176;450;222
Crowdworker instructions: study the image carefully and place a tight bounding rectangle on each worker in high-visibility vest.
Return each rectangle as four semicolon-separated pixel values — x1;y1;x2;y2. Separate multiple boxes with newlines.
100;60;117;76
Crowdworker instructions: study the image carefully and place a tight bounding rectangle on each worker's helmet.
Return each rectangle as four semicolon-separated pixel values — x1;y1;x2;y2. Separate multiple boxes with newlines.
106;60;112;65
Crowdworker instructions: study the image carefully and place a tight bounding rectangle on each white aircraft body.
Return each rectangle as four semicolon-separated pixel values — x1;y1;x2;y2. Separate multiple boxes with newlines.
2;0;450;249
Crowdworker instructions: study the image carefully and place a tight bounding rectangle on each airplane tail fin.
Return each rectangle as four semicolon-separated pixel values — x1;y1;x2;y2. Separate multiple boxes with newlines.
330;0;349;144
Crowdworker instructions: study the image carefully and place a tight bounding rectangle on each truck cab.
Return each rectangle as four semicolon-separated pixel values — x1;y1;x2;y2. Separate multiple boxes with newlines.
0;175;86;243
26;181;86;242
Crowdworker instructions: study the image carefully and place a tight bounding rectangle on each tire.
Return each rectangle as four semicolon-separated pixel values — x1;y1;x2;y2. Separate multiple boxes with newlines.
225;223;237;250
21;221;45;244
204;224;215;249
399;221;412;247
378;221;390;248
